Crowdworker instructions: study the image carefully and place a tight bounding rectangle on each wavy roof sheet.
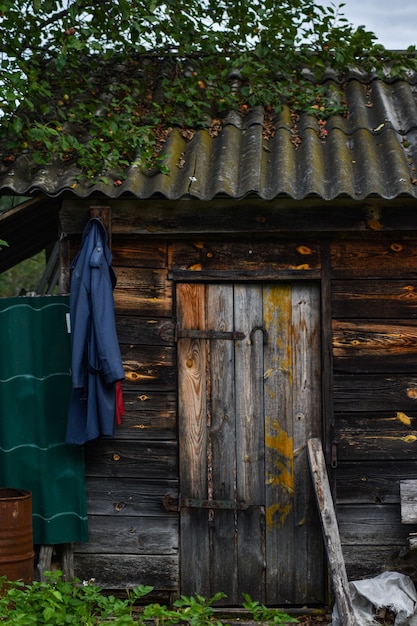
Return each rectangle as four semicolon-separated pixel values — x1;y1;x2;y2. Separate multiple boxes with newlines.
1;76;417;201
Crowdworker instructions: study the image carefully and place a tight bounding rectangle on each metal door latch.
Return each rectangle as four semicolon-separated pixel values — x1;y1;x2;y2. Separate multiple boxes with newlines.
163;494;249;512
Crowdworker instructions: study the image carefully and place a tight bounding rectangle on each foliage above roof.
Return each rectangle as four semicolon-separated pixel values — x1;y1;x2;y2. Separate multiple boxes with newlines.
1;0;417;182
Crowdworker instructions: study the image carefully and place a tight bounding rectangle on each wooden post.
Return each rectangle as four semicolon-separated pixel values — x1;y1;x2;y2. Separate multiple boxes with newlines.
90;205;112;249
58;236;71;295
37;545;53;582
61;543;74;581
307;438;356;626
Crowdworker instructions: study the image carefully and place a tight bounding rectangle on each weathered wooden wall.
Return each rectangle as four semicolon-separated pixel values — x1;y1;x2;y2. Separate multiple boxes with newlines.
330;239;417;582
61;199;417;601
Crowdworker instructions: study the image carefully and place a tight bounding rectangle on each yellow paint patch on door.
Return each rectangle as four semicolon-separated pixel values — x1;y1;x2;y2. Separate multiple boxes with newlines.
263;286;293;384
263;285;291;334
266;502;293;529
265;459;294;493
265;418;294;529
267;389;276;399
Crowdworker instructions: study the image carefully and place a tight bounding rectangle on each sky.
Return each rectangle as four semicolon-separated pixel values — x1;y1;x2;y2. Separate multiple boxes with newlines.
320;0;417;50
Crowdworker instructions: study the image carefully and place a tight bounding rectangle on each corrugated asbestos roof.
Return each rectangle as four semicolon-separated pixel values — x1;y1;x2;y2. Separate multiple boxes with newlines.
1;75;417;201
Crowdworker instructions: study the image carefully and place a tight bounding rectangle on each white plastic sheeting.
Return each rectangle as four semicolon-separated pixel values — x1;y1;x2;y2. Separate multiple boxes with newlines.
331;571;417;626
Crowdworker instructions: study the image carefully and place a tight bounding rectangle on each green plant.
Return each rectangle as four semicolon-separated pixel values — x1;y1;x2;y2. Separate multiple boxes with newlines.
0;575;299;625
0;571;153;625
0;571;297;626
242;593;298;624
173;592;225;626
1;1;416;181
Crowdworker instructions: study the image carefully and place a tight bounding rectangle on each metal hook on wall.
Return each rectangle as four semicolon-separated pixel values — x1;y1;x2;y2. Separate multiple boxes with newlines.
90;205;112;249
249;326;268;345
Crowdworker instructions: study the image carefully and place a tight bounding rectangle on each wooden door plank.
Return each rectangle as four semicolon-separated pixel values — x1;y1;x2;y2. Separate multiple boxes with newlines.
292;284;324;603
307;438;355;626
207;284;238;601
234;284;266;602
234;284;265;503
177;283;210;597
263;283;295;604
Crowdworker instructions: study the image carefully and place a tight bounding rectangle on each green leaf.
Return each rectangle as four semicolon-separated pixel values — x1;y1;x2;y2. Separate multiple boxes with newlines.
12;117;23;133
55;52;67;73
43;606;55;621
51;589;63;602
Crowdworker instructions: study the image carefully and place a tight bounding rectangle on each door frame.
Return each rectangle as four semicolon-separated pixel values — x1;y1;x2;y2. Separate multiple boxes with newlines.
175;278;329;605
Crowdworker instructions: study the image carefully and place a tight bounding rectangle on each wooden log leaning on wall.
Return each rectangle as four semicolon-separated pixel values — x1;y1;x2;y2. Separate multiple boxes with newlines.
308;438;355;626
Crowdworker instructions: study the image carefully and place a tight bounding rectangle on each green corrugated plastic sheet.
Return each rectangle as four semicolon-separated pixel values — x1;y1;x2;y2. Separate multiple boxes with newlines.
0;296;88;544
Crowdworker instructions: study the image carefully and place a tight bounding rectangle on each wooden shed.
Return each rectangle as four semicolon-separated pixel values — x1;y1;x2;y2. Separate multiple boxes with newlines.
2;69;417;609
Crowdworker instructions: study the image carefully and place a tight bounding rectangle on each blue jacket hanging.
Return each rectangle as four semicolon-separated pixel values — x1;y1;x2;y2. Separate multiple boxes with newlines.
66;218;125;445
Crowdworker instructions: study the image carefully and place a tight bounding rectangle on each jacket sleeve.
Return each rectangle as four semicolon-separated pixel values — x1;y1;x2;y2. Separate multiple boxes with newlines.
69;267;90;389
89;231;125;384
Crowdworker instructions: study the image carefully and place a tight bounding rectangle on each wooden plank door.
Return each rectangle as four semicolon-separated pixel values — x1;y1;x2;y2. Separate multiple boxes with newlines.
177;282;324;606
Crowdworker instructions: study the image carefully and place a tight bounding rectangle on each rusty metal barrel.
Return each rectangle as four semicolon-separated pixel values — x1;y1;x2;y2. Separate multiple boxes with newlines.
0;488;34;584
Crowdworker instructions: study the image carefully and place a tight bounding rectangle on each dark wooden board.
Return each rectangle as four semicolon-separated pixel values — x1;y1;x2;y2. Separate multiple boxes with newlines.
336;461;417;504
73;515;178;554
343;546;417;582
114;268;172;317
121;344;176;391
335;411;417;436
116;316;174;345
332;280;417;319
85;476;178;517
73;554;179;590
60;198;417;235
333;356;417;374
332;314;417;374
171;239;321;273
112;238;167;268
333;321;417;371
116;390;176;441
333;374;417;412
336;439;417;461
334;418;417;461
84;440;178;479
338;504;410;545
330;240;417;278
